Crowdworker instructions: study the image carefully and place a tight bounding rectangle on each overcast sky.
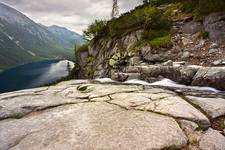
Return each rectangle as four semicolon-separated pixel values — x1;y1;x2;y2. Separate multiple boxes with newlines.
0;0;142;34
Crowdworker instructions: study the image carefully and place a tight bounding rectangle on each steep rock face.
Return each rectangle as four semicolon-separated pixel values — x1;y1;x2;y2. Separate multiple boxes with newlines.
76;30;144;78
75;11;225;91
181;12;225;42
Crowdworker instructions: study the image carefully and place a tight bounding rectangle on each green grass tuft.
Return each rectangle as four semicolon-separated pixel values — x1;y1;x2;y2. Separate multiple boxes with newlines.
150;34;171;48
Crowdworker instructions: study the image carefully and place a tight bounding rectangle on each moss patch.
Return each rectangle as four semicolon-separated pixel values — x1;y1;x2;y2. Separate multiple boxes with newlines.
150;34;171;48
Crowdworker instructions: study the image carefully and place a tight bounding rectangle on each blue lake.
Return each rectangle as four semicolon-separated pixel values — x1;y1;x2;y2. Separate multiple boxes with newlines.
0;60;74;93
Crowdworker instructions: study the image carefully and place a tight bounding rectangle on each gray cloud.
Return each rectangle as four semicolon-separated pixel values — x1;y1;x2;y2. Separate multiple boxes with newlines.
0;0;142;34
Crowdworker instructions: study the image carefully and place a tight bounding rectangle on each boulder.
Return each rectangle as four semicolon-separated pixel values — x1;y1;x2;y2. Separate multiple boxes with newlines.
181;51;190;61
140;65;179;83
111;72;129;82
179;120;199;131
209;48;221;54
162;60;173;66
129;56;141;66
204;12;225;41
140;65;198;85
126;73;141;80
182;21;203;34
141;45;173;63
143;52;173;63
124;66;140;73
212;58;225;66
210;43;219;49
182;37;193;46
199;128;225;150
191;67;225;90
173;61;186;67
111;72;141;82
145;54;166;63
185;96;225;118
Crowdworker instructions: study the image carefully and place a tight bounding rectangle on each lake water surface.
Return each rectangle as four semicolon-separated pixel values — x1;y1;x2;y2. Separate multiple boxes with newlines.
0;60;74;93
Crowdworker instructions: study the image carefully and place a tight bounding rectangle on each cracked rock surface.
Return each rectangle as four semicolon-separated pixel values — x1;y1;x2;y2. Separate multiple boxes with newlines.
0;80;225;150
185;96;225;119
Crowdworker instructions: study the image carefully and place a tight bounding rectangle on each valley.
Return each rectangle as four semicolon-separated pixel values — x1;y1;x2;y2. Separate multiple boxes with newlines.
0;2;85;69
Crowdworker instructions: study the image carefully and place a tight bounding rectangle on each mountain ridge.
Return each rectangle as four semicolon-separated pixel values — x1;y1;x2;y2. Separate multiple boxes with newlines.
0;2;85;70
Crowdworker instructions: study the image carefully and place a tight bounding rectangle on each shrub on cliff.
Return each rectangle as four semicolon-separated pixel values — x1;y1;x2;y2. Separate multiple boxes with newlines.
182;0;225;17
83;20;107;40
84;5;171;40
108;6;171;37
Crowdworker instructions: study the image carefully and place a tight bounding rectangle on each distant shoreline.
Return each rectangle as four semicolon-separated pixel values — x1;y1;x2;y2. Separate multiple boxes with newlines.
0;59;74;93
0;58;74;73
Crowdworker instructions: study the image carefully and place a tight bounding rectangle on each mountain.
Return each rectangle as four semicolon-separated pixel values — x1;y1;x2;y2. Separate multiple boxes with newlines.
47;25;85;48
0;2;85;70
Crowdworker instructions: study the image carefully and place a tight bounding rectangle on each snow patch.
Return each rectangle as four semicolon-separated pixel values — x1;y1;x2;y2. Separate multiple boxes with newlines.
7;35;14;40
27;51;36;56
